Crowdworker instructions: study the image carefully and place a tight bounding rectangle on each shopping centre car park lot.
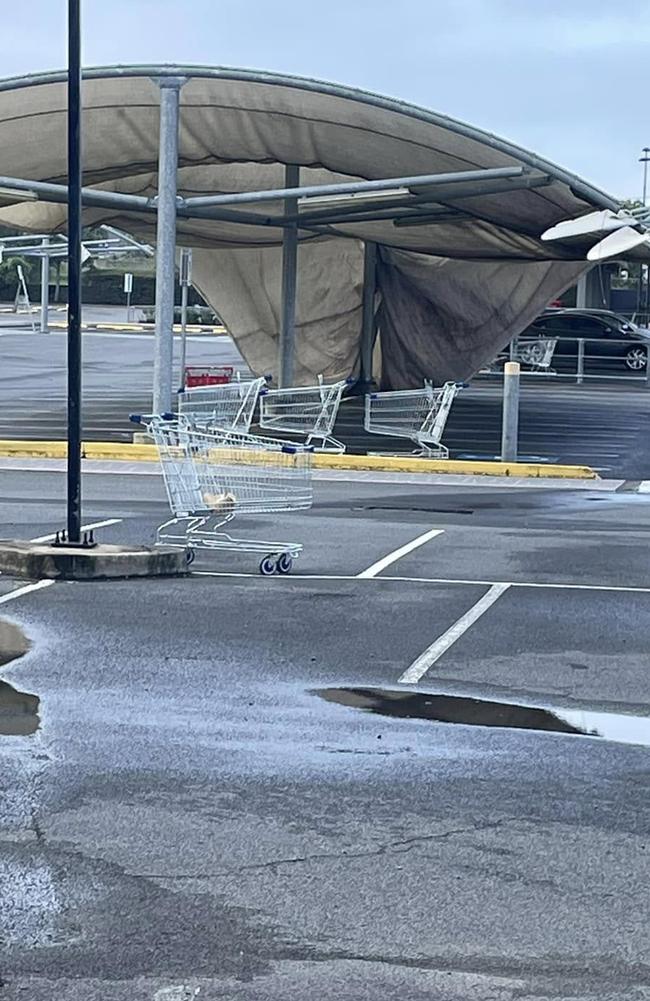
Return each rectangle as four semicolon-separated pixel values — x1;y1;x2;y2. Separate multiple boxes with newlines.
3;463;650;997
4;327;650;478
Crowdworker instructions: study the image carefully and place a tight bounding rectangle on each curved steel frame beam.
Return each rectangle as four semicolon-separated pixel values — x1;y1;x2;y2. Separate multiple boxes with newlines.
0;63;619;213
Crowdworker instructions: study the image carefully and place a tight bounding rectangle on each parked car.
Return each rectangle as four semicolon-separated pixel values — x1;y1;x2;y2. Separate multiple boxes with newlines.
524;308;650;373
542;307;641;334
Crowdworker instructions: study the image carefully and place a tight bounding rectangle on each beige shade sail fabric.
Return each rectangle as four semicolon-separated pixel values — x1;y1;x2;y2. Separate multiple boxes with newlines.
0;66;621;386
191;240;365;384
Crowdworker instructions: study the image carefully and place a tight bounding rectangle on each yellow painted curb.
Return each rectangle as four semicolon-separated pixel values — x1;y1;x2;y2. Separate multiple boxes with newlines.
0;440;159;461
311;453;597;479
0;439;598;479
85;442;159;461
0;440;69;458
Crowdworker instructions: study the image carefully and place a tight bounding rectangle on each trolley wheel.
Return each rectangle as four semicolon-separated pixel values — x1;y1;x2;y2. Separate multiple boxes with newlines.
185;547;196;566
276;553;293;575
259;555;277;576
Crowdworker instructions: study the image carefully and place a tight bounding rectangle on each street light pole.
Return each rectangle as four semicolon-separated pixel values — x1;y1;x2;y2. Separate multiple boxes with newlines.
67;0;82;543
638;149;650;321
640;147;650;206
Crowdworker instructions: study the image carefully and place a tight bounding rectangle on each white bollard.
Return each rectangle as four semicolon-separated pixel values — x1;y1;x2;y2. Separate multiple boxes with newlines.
501;361;520;462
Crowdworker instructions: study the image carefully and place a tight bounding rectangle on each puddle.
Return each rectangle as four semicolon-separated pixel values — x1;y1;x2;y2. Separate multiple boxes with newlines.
313;687;650;749
0;617;39;736
0;680;39;736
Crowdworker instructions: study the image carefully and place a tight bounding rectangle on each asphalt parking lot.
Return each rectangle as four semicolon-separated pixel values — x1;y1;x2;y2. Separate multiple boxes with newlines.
2;328;650;478
2;465;650;999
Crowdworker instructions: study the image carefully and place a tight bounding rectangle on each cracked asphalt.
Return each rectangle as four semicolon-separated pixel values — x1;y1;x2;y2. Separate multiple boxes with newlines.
2;467;650;999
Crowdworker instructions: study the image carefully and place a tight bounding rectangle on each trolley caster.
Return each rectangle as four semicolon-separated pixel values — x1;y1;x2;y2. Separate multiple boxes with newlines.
185;547;196;566
276;553;293;575
259;555;277;576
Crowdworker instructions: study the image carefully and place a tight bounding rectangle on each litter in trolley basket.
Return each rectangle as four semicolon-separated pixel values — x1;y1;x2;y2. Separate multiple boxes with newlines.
133;414;313;575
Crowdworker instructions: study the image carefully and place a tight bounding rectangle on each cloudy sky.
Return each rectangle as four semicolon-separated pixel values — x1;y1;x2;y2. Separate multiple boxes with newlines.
5;0;649;199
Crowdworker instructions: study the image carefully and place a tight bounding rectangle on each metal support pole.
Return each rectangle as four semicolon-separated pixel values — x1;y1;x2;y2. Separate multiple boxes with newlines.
153;78;182;413
67;0;82;543
577;338;585;385
40;237;49;333
359;241;377;387
178;282;188;390
177;247;192;392
278;164;299;387
501;361;520;463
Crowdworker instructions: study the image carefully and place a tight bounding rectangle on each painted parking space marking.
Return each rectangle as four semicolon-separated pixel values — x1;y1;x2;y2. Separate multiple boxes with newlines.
356;527;444;578
29;518;123;544
398;582;511;684
0;580;54;604
192;569;650;594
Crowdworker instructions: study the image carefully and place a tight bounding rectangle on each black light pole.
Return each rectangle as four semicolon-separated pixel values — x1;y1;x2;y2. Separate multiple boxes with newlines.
67;0;82;543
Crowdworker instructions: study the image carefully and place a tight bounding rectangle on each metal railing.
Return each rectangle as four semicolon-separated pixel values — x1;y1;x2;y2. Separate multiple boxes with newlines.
486;336;650;385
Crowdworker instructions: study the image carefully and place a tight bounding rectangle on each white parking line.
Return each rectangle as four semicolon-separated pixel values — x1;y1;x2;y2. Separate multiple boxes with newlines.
0;580;54;604
192;570;650;595
398;583;511;684
29;518;122;544
356;527;444;578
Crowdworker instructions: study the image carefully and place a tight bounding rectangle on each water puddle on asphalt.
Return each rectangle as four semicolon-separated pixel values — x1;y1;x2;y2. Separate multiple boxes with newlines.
313;687;650;749
0;680;39;736
0;617;39;736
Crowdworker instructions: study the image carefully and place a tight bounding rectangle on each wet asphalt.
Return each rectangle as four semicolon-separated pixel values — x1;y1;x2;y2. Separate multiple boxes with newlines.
1;469;650;998
2;328;650;478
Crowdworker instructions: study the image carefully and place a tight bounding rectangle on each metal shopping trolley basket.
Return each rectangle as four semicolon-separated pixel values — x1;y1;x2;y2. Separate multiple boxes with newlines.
259;375;347;451
130;414;313;574
364;381;460;458
512;337;557;373
178;374;266;433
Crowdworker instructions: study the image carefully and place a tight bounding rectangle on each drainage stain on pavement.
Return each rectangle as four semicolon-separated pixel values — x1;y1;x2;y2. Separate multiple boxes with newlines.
313;687;650;748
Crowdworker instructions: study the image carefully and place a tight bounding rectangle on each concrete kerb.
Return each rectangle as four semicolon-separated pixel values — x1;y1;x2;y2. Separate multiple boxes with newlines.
0;440;599;480
0;540;191;580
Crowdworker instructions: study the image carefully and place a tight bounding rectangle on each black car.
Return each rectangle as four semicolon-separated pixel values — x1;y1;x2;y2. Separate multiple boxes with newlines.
524;309;650;373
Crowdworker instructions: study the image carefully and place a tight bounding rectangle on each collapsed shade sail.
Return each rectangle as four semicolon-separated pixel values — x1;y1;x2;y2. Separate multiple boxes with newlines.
0;65;624;385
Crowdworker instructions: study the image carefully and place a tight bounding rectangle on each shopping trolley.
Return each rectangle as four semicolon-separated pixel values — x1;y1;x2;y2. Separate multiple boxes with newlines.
129;414;313;574
364;381;460;458
178;374;266;433
512;338;557;372
259;375;347;451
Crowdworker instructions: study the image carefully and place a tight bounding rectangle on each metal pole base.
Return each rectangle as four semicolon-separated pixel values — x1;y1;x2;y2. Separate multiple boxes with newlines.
51;529;98;549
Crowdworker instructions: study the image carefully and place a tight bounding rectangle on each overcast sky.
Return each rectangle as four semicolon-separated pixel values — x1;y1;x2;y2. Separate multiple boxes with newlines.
5;0;649;199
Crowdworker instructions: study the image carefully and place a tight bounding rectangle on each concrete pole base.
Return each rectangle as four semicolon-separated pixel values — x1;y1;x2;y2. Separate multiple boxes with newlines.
0;541;191;581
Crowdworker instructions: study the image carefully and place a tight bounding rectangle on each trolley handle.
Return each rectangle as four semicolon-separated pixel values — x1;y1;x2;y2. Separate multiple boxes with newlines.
129;412;175;424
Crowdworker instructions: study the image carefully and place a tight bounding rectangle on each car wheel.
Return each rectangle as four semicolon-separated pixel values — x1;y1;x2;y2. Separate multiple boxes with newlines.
625;346;648;371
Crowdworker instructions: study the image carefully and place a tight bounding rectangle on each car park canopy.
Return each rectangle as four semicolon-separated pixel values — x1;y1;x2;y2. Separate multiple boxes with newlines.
0;65;623;386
